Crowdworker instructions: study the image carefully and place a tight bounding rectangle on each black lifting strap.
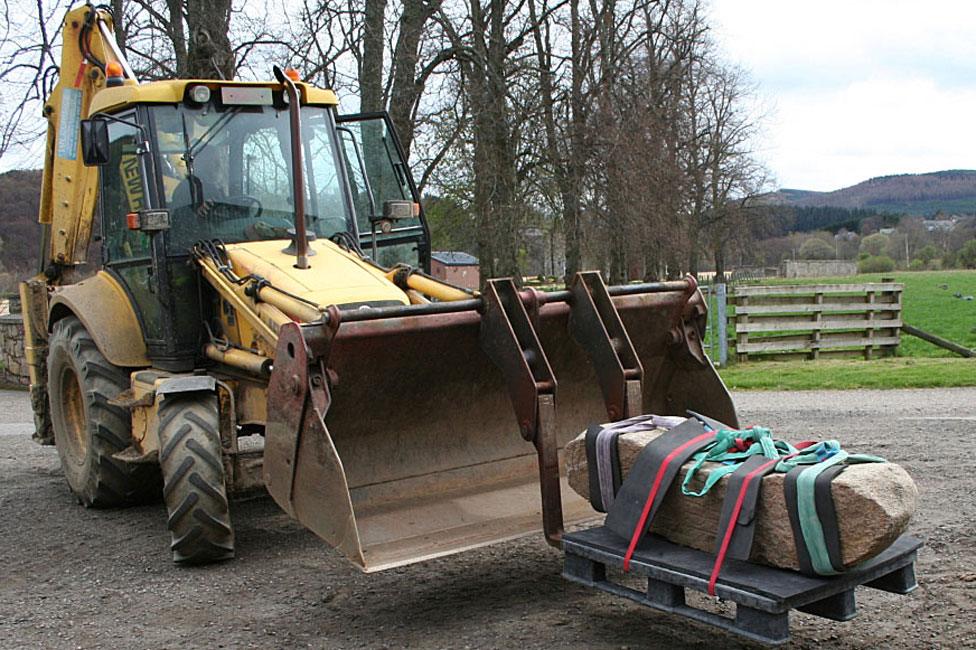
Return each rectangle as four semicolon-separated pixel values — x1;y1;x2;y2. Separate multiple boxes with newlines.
585;424;623;513
815;464;848;573
713;454;782;562
783;463;848;576
604;418;717;545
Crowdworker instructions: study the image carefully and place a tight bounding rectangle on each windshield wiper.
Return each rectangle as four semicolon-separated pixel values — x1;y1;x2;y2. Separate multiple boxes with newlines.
179;107;243;207
180;108;243;170
179;113;200;207
188;108;242;158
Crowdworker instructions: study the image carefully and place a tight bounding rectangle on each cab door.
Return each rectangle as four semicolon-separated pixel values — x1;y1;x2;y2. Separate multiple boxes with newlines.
98;114;162;342
98;111;197;371
335;112;431;271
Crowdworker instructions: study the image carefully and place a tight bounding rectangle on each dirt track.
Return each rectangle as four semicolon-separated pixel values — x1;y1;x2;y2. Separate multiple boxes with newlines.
1;387;974;649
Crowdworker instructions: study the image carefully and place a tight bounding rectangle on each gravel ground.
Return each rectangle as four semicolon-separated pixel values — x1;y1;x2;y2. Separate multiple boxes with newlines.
0;387;973;649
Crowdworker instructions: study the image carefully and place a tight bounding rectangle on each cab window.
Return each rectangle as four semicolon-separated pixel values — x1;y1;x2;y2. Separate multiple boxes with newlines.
100;116;151;262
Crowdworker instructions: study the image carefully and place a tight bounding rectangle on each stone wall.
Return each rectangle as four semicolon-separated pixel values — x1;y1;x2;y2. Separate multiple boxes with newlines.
782;260;858;278
0;313;29;388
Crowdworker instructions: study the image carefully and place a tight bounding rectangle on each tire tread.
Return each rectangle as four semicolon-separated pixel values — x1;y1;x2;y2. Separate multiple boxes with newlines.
47;316;161;507
157;393;235;565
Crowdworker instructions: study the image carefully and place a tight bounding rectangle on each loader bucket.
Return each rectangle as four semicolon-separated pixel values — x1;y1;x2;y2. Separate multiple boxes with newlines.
264;276;737;572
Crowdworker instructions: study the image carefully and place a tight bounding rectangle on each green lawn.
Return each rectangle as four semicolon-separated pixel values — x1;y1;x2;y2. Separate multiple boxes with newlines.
719;357;976;391
714;270;976;389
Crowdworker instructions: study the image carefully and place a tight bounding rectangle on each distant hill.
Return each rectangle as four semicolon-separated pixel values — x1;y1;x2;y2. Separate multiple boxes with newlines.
772;170;976;216
0;169;42;276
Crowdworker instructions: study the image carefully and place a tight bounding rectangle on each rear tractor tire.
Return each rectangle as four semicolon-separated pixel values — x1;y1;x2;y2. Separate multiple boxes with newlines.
157;392;235;564
47;316;160;507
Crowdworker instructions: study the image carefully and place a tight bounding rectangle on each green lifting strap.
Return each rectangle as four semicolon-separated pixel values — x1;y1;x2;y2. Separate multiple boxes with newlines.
795;449;848;575
792;443;886;575
681;426;797;498
678;429;886;578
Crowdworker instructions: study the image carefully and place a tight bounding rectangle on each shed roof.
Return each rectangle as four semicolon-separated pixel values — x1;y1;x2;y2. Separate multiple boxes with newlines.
431;251;479;266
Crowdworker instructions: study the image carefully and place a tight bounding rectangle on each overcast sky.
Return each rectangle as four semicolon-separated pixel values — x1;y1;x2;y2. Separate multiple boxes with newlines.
6;1;973;191
709;0;976;191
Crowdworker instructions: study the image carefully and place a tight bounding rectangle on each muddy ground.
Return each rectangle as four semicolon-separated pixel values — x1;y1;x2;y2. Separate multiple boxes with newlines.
0;387;973;649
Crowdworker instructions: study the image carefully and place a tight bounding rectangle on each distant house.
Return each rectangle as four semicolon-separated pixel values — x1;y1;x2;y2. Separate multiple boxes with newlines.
922;218;956;232
430;251;480;290
782;260;857;278
879;227;896;235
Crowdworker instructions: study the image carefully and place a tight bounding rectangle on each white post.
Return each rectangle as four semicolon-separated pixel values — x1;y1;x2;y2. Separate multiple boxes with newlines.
716;282;728;367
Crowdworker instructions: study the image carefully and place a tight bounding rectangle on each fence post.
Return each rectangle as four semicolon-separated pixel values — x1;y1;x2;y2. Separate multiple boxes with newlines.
865;289;876;360
736;293;749;363
716;282;728;367
811;290;823;360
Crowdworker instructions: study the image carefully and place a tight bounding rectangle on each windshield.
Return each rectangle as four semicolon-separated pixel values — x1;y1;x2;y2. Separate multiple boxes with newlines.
151;103;353;251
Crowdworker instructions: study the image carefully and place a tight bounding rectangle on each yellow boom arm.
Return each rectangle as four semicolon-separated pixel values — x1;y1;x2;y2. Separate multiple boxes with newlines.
39;4;133;269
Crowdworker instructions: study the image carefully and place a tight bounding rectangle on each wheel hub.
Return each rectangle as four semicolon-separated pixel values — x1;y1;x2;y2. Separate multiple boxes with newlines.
59;366;88;465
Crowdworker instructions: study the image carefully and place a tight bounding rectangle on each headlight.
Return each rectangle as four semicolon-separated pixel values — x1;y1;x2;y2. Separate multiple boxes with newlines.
188;85;211;104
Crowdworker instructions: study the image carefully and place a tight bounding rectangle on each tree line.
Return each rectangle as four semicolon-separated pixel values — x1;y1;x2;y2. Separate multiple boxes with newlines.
1;0;768;285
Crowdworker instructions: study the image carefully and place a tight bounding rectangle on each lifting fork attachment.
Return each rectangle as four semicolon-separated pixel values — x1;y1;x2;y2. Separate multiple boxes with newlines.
479;279;563;546
262;273;718;569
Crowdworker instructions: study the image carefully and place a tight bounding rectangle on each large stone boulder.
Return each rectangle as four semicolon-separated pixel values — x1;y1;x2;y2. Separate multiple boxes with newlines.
564;425;918;571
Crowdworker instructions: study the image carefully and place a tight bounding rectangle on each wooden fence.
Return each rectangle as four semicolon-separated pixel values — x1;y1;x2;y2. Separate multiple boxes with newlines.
730;283;903;361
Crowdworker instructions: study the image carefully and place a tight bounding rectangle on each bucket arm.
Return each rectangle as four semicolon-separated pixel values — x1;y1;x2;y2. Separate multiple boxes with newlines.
39;3;136;273
21;4;138;445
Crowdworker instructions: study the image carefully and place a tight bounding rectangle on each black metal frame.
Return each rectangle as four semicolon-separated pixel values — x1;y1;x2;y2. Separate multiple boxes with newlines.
87;105;200;370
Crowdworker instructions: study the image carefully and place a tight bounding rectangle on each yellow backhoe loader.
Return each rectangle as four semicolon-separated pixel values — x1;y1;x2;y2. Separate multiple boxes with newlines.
22;3;736;570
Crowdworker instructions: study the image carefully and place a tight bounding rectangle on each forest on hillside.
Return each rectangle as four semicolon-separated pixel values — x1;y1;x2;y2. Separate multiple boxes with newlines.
0;170;42;291
776;170;976;215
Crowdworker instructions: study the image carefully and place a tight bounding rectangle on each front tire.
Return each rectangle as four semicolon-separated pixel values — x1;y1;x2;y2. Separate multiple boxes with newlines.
157;392;235;564
47;316;160;507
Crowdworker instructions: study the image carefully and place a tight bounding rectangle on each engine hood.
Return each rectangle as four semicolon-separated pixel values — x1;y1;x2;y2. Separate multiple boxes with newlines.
223;239;409;309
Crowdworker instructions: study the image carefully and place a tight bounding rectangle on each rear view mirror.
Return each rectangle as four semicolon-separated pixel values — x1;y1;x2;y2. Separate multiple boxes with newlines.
80;119;110;166
383;200;419;221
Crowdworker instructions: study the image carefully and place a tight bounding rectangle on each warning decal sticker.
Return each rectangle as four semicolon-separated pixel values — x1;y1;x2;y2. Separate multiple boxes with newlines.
56;88;83;160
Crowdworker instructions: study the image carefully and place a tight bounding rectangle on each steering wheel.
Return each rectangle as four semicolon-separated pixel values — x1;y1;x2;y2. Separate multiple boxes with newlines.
199;194;263;221
223;194;263;220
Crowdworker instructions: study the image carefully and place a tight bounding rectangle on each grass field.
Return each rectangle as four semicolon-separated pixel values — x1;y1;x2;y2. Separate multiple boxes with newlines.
714;270;976;389
719;357;975;390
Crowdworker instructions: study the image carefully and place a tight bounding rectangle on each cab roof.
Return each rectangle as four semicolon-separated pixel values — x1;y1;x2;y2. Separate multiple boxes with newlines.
89;78;339;115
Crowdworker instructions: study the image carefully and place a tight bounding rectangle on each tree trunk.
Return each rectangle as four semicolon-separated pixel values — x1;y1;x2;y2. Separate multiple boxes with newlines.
360;0;387;113
165;0;188;77
490;0;520;281
387;0;438;158
714;238;726;282
468;0;520;284
185;0;234;79
111;0;126;54
563;0;584;284
687;230;700;278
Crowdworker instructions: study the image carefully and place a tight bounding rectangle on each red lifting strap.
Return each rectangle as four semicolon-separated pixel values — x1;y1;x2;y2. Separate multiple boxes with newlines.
621;431;716;570
707;451;800;596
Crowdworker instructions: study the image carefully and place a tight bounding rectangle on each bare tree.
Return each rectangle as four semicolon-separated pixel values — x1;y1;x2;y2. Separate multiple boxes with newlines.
0;0;66;164
185;0;234;78
124;0;235;79
432;0;528;281
680;56;768;277
0;0;769;287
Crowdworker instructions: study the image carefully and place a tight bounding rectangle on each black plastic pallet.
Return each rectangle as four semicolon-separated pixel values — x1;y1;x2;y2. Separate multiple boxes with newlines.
562;526;921;646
